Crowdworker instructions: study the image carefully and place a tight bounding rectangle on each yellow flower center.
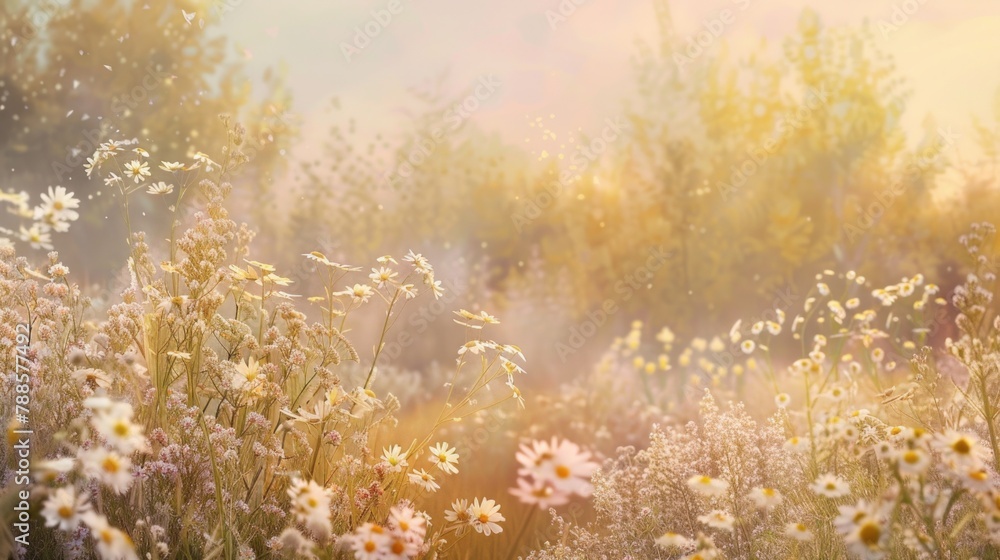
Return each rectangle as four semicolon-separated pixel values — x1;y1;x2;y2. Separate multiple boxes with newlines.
392;541;405;554
58;505;73;519
102;457;121;473
364;541;376;552
859;522;881;547
952;438;972;455
555;465;571;479
478;513;490;523
903;451;920;464
113;422;130;437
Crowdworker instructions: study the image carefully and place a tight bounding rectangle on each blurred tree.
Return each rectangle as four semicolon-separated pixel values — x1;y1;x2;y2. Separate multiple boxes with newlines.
0;0;294;275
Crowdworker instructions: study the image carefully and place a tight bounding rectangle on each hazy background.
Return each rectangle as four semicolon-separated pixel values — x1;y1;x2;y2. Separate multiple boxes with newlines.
226;0;1000;170
3;0;1000;378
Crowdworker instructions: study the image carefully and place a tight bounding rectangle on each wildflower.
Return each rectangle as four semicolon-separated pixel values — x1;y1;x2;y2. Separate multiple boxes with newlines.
687;475;729;497
339;283;373;304
400;284;417;299
156;294;189;314
765;321;781;335
469;497;504;536
82;512;138;560
428;278;445;299
844;518;887;558
959;465;993;492
811;473;850;498
784;436;809;453
785;522;814;541
774;393;791;408
827;386;847;402
287;478;333;539
350;523;390;559
444;498;471;524
403;250;431;272
654;532;692;549
34;457;76;483
72;368;113;389
740;340;755;354
898;282;915;297
408;469;440;492
159;161;184;172
389;504;427;540
429;442;459;474
303;252;362;271
36;186;80;223
369;266;397;287
657;327;676;346
80;447;133;494
518;438;598;497
146;182;174;195
708;337;725;352
934;430;983;467
123;160;151;183
191;151;219;171
834;501;874;532
895;448;930;476
231;356;265;400
280;399;336;424
91;402;147;454
41;487;90;531
458;340;487;356
509;476;570;509
382;445;409;472
749;487;783;510
20;224;53;250
697;510;735;531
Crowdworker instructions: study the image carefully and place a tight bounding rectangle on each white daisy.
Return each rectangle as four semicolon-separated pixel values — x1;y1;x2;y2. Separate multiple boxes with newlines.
41;487;90;531
429;442;459;474
382;445;409;473
469;497;504;536
408;469;439;492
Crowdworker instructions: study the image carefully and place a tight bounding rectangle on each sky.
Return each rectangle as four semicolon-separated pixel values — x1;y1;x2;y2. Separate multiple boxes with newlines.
222;0;1000;164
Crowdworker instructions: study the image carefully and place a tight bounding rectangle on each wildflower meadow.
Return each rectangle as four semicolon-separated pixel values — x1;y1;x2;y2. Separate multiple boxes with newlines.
3;1;1000;559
